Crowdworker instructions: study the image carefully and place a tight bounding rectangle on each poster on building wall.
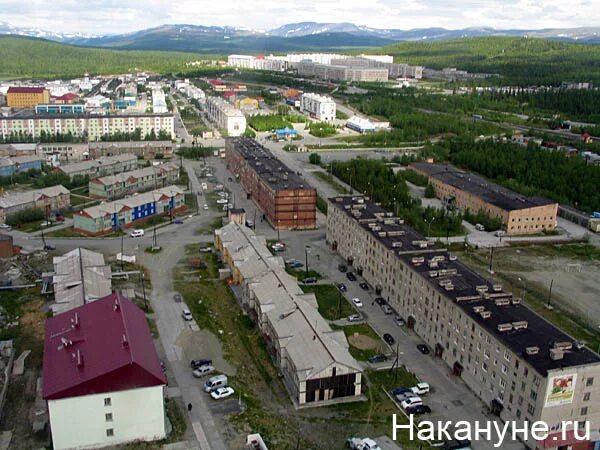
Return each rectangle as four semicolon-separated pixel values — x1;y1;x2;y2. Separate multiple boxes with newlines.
544;374;577;407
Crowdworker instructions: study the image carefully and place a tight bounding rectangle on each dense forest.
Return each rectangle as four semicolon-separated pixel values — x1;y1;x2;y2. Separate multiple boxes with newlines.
379;37;600;85
0;36;204;79
441;138;600;213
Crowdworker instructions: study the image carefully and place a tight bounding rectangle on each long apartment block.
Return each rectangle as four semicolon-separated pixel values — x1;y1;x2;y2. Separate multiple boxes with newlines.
411;162;558;235
225;137;316;230
326;195;600;450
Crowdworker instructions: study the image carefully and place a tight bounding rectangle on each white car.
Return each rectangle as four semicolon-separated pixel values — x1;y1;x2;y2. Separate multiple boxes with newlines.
130;229;144;238
411;382;430;395
210;386;235;400
203;204;209;210
401;396;423;410
352;298;363;308
0;224;12;231
201;182;208;190
182;308;193;321
216;198;228;204
192;365;215;378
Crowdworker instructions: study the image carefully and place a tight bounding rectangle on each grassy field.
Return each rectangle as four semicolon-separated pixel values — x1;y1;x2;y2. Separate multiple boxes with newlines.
332;323;385;361
284;267;322;281
300;284;355;320
312;171;352;195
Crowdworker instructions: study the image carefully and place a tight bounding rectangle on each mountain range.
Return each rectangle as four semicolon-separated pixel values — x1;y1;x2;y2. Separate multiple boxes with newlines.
1;21;599;53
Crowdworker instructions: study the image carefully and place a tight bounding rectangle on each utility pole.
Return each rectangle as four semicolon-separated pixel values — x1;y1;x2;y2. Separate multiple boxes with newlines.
140;272;148;312
152;224;157;248
120;234;124;271
488;246;495;274
547;279;554;308
305;245;310;276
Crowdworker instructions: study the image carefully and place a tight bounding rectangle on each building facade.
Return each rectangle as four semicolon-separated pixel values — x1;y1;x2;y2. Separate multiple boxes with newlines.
225;137;316;230
204;96;246;136
411;162;559;235
0;113;175;141
296;61;389;82
215;221;362;407
0;155;43;177
88;141;174;160
73;185;185;235
300;93;336;121
6;86;50;108
36;142;90;166
58;153;138;179
0;185;70;223
35;104;86;115
43;293;167;450
89;163;180;199
326;195;600;450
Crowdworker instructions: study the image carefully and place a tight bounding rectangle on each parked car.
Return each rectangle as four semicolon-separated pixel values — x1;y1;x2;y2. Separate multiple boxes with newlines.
394;315;405;327
44;243;56;251
411;382;430;395
383;333;395;345
271;242;285;252
374;297;386;306
338;264;347;272
0;224;11;231
359;282;370;290
174;219;184;224
228;177;233;182
382;305;393;315
346;437;381;450
216;198;228;204
173;294;182;303
130;229;144;238
303;277;317;284
204;375;228;393
406;404;432;415
210;386;235;400
367;354;388;364
285;259;303;268
391;387;412;396
337;283;347;292
494;230;506;237
193;365;215;378
401;396;423;410
245;220;254;228
395;391;418;403
203;204;209;210
417;344;431;355
347;314;362;322
182;307;193;321
191;359;213;369
346;272;357;281
199;247;212;253
352;298;363;308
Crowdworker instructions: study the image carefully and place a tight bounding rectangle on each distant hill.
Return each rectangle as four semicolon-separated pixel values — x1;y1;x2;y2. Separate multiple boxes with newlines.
379;37;600;84
0;36;205;80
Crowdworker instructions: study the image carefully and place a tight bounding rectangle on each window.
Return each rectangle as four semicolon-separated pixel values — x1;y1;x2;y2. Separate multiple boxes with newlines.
580;407;588;416
583;392;591;402
530;390;537;401
504;351;511;361
527;404;535;415
501;364;508;374
106;429;114;437
104;397;111;407
586;377;594;387
105;413;113;422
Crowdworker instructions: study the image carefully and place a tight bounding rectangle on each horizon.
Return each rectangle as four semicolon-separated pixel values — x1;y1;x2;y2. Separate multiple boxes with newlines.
1;0;598;35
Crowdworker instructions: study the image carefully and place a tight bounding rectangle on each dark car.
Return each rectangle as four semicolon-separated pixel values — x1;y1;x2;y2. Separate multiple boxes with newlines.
44;243;56;251
191;359;212;369
337;283;347;292
303;277;317;284
374;297;386;306
417;344;431;355
368;354;388;364
391;387;412;396
338;264;347;273
174;219;184;224
346;272;357;281
359;282;370;290
406;404;432;415
228;177;233;182
173;294;182;303
383;333;395;345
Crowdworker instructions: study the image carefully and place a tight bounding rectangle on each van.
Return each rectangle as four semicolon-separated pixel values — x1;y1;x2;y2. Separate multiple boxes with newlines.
204;374;228;392
130;229;145;238
475;224;485;231
182;307;193;321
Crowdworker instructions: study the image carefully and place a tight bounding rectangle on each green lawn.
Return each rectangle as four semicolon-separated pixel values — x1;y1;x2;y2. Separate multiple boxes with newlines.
301;284;354;320
285;267;322;281
313;171;351;195
332;323;384;361
46;227;125;238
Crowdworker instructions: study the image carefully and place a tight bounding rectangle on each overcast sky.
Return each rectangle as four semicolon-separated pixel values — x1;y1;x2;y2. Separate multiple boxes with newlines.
0;0;597;34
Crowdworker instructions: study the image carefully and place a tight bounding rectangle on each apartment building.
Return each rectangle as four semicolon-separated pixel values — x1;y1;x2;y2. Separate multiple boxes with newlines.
204;96;246;137
36;142;90;166
6;86;50;108
57;153;138;179
300;93;336;121
0;113;175;141
0;185;70;223
35;104;86;114
89;141;174;160
412;162;558;235
73;185;185;235
214;221;362;407
225;137;316;230
327;195;600;450
330;57;423;79
296;61;389;82
89;163;180;199
0;155;43;177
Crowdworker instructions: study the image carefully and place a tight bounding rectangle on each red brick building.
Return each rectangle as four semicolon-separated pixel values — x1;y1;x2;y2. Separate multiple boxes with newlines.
225;137;316;230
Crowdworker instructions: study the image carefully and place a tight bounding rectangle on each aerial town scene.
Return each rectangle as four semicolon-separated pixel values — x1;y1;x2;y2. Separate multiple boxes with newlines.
0;1;599;450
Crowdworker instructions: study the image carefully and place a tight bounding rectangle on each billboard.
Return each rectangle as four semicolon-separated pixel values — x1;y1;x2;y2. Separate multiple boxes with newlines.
545;374;577;407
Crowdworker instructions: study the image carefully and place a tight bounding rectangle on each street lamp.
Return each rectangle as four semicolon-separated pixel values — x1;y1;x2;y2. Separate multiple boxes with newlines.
305;245;311;276
518;277;526;301
425;216;436;239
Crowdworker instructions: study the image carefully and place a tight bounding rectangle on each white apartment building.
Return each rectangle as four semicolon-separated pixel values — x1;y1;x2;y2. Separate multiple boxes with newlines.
151;88;168;114
300;93;337;121
204;96;246;136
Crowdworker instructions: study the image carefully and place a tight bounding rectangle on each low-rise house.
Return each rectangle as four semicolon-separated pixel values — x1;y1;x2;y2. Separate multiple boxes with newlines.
51;248;112;315
0;155;43;177
57;154;138;179
43;292;167;450
73;185;185;235
89;163;180;199
36;142;90;167
0;185;70;224
88;141;174;160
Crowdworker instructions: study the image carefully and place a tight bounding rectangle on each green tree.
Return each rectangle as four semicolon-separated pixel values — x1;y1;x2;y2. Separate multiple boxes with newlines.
308;153;322;165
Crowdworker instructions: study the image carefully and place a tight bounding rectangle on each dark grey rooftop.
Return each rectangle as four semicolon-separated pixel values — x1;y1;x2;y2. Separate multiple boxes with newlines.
411;162;556;212
227;137;313;192
329;195;600;376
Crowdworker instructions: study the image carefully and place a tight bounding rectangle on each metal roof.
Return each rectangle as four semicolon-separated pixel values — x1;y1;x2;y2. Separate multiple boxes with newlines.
0;185;69;210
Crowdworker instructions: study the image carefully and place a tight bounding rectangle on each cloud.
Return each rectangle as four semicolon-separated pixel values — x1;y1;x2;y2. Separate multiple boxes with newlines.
0;0;598;34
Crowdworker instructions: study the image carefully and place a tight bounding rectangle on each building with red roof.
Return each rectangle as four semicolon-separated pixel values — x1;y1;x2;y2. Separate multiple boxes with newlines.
6;86;50;108
43;292;167;450
53;93;79;104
